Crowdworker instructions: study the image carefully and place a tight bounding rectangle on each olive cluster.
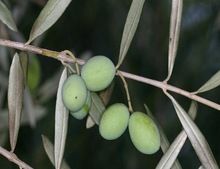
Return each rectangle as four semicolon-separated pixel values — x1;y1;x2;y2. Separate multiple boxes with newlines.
62;55;160;154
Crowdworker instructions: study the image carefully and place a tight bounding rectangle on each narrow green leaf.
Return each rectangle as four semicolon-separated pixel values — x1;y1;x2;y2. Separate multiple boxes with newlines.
89;93;105;125
42;135;71;169
166;0;183;81
86;116;96;129
155;101;197;169
165;92;219;169
117;0;145;68
27;0;71;44
144;104;182;169
195;70;220;94
8;53;25;152
54;68;69;169
0;1;17;31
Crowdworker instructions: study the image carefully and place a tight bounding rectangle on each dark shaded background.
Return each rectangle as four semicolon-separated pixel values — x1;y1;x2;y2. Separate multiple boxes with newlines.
0;0;220;168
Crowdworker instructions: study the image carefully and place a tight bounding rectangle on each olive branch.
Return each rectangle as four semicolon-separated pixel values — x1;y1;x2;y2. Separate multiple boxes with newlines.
0;38;219;112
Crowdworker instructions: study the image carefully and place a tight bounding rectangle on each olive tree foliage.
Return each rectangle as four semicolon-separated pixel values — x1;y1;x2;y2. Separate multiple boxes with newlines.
0;0;220;169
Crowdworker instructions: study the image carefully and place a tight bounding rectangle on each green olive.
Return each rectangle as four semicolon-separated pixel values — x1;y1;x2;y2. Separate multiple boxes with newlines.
62;74;87;111
128;112;160;154
71;91;91;120
99;103;130;140
81;56;116;91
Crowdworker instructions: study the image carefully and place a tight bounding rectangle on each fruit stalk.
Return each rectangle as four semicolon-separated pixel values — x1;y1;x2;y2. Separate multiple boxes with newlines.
117;71;133;112
0;38;220;111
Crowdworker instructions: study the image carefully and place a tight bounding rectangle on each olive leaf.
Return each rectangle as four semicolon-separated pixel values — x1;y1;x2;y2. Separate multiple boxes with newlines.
165;92;219;169
188;101;198;120
42;135;71;169
144;104;182;169
54;68;69;169
194;70;220;94
165;0;183;81
0;1;17;31
86;115;96;129
8;53;25;152
156;130;186;169
27;0;72;44
117;0;145;68
89;93;105;125
155;101;197;169
99;82;115;106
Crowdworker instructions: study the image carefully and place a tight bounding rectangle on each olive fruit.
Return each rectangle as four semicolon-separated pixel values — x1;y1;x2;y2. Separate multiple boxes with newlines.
71;92;91;120
128;112;160;154
81;56;116;91
99;103;130;140
62;74;87;111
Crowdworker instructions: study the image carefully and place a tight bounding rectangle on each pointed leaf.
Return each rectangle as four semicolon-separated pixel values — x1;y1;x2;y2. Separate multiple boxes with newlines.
27;0;71;44
144;104;182;169
195;70;220;94
86;116;96;129
42;135;71;169
0;1;17;31
156;130;186;169
166;0;183;81
8;53;25;152
165;92;219;169
54;68;69;169
89;93;105;125
188;101;197;120
99;82;114;105
155;101;197;169
117;0;145;68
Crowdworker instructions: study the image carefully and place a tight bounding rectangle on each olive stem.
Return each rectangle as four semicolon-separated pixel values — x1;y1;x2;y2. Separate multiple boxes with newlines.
0;38;220;111
117;71;133;112
62;50;80;75
0;146;33;169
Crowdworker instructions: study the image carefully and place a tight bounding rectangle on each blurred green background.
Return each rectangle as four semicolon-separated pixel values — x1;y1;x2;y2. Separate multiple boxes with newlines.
0;0;220;168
